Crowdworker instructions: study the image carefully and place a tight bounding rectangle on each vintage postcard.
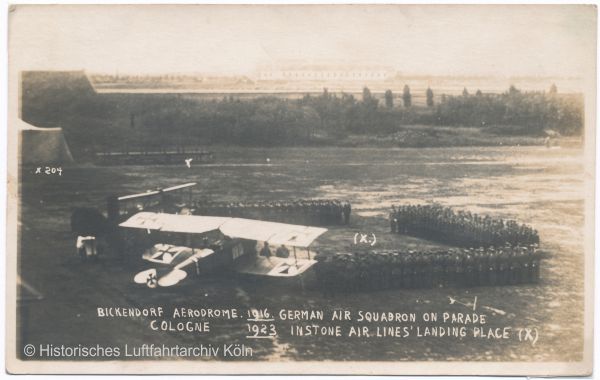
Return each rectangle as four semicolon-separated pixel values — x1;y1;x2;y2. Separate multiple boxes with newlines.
5;4;596;375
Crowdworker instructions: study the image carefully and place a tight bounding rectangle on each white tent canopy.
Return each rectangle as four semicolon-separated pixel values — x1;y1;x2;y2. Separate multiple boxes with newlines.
16;118;74;164
120;212;327;248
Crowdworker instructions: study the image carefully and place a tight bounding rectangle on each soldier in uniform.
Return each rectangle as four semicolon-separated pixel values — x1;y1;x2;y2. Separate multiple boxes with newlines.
463;249;475;287
531;245;541;283
275;244;290;258
329;201;336;225
342;202;351;225
517;246;529;284
379;253;389;290
361;254;372;290
315;255;335;297
443;250;455;287
431;251;444;288
346;256;357;291
508;248;519;285
423;252;433;288
332;256;345;292
533;230;540;245
453;251;464;287
476;248;487;286
368;253;378;290
271;202;280;222
396;206;405;234
390;205;398;233
335;201;343;224
390;252;402;288
310;201;316;225
381;252;392;289
411;253;422;288
402;253;413;289
488;247;498;286
498;247;510;285
411;251;422;288
260;242;272;258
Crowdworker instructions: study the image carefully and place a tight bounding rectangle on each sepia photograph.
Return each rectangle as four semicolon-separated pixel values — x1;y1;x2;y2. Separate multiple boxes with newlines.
5;4;596;375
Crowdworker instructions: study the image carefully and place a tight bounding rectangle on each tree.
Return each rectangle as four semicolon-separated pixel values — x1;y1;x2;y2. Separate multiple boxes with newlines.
384;89;394;108
358;86;378;131
549;83;557;94
462;87;469;96
426;87;434;107
362;87;372;102
402;85;412;107
475;89;483;97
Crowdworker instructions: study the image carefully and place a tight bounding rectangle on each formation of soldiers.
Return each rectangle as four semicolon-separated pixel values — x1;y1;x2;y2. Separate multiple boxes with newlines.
315;245;543;293
192;199;351;226
390;204;539;247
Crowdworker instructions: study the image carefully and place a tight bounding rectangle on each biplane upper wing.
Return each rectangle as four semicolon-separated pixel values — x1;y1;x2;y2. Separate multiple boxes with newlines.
220;218;328;248
120;212;328;248
119;212;229;234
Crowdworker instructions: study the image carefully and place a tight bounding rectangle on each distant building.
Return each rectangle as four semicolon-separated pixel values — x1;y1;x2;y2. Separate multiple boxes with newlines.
254;63;395;81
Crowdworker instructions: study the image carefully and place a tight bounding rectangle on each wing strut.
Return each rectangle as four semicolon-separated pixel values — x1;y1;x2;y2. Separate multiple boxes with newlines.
293;246;298;267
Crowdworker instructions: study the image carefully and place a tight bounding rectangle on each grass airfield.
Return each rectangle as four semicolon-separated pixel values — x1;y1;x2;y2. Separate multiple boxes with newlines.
18;146;585;362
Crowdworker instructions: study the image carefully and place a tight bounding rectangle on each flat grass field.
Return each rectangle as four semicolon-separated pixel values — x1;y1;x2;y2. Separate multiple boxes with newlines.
18;145;586;362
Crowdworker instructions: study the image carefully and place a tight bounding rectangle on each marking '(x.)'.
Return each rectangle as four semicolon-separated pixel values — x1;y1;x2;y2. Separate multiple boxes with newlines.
353;232;377;246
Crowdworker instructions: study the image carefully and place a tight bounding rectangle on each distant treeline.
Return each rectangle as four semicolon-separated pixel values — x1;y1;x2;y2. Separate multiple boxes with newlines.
434;86;583;136
21;72;583;160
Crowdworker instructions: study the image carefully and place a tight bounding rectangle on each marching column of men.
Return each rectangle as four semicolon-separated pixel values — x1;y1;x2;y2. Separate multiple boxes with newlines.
192;199;351;226
315;245;543;293
315;204;543;293
389;204;539;247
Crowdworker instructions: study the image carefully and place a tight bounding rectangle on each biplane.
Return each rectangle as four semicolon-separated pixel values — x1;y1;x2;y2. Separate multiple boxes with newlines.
107;182;198;221
73;182;328;287
119;211;328;287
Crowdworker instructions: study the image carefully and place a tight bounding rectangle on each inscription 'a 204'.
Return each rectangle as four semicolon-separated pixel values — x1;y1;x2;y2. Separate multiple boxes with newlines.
34;166;62;176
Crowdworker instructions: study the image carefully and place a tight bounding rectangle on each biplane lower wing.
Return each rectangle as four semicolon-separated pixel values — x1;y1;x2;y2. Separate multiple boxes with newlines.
232;256;318;277
134;268;188;287
135;245;215;287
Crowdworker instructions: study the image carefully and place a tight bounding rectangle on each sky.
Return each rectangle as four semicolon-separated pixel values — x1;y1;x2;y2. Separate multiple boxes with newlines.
8;4;597;78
